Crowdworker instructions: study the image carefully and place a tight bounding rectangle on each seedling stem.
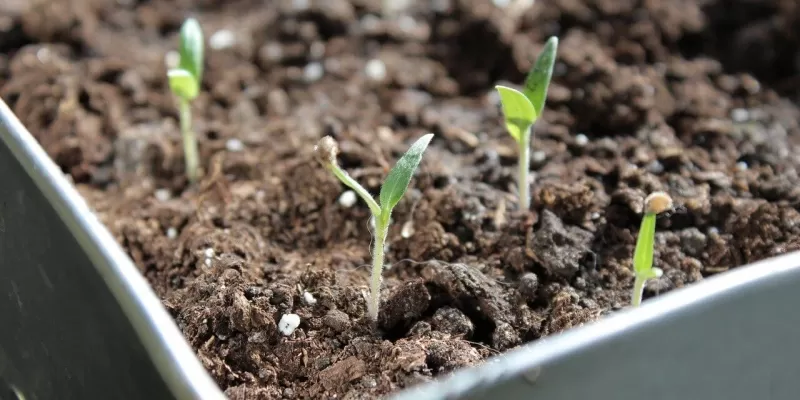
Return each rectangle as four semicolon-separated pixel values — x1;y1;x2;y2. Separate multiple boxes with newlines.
178;98;200;183
167;17;204;184
631;192;673;307
495;36;558;211
315;134;433;321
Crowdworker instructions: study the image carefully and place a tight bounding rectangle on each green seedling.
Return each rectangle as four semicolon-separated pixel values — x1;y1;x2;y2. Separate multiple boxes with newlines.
631;192;673;307
315;134;434;321
168;18;204;183
495;36;558;210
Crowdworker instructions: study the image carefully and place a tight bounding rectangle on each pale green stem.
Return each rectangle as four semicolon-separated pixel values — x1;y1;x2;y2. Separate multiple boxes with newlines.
631;274;647;307
368;214;389;321
330;167;382;216
179;98;200;183
518;127;531;210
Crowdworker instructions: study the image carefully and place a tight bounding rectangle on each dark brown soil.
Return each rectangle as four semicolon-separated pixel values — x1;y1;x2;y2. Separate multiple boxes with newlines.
2;0;800;398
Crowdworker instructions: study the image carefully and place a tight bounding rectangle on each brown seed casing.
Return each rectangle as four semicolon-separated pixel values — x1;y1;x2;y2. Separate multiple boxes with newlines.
644;191;673;214
314;136;339;167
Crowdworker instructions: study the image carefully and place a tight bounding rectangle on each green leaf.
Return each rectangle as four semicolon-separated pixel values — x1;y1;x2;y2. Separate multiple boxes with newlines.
379;134;434;213
495;85;536;143
633;212;656;276
522;36;558;117
168;68;199;100
179;18;204;84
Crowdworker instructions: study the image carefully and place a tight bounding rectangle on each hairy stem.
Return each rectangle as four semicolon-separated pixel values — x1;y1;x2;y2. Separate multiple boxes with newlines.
631;274;647;307
330;167;382;216
368;214;389;321
179;98;200;183
518;127;531;210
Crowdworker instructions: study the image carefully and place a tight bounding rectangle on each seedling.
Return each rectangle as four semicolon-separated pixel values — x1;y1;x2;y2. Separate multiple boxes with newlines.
168;18;204;183
315;134;434;321
495;36;558;210
631;192;673;307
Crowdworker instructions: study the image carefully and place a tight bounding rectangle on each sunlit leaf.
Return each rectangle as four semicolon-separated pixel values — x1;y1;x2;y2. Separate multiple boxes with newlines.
179;18;204;84
522;36;558;117
168;68;199;100
495;85;536;143
379;134;434;213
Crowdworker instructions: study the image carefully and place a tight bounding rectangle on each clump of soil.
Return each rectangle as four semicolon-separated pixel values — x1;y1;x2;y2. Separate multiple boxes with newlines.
2;0;800;398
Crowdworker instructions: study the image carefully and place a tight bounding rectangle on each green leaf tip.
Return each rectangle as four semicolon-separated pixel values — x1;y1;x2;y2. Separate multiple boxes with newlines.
168;68;199;100
379;133;434;213
495;85;536;143
523;36;559;117
179;17;204;85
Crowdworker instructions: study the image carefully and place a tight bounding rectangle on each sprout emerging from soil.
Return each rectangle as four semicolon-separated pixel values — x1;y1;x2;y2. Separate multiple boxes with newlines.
495;36;558;210
631;191;674;307
167;18;204;184
315;134;434;321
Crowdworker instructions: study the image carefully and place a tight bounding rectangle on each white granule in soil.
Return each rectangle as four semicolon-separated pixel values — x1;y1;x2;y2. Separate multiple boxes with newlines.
303;291;317;305
279;313;301;336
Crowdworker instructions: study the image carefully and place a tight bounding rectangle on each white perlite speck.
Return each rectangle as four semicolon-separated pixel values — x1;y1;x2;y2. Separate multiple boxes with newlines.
338;190;357;208
165;51;180;69
365;59;387;81
209;30;236;50
226;138;244;152
303;291;317;305
167;227;178;239
303;62;324;82
279;313;301;336
155;189;171;202
575;134;589;146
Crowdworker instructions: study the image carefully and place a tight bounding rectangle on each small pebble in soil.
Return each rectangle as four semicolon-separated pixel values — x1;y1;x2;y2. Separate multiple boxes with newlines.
735;161;748;171
309;41;325;59
164;50;179;69
338;190;357;207
303;62;324;82
401;220;415;238
154;188;171;202
408;321;431;337
575;133;589;146
531;150;546;163
365;58;387;81
680;228;708;257
431;307;474;338
225;138;244;152
283;388;295;398
731;108;750;122
303;291;317;305
278;313;301;336
323;309;350;332
166;227;177;239
209;29;236;50
646;160;664;174
204;247;215;267
292;0;310;11
378;280;430;330
518;272;539;302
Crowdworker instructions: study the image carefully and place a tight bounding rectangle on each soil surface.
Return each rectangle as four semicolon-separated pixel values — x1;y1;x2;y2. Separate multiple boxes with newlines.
2;0;800;398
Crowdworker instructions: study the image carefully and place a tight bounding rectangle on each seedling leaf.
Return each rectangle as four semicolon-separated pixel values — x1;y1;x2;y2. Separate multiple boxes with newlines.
522;36;558;117
168;69;199;100
179;18;204;84
379;134;434;212
495;85;536;143
633;213;656;275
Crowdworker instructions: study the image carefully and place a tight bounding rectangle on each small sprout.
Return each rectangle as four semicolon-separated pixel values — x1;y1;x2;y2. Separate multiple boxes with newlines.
315;133;434;321
495;36;558;210
631;192;673;307
168;18;205;184
278;313;301;336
